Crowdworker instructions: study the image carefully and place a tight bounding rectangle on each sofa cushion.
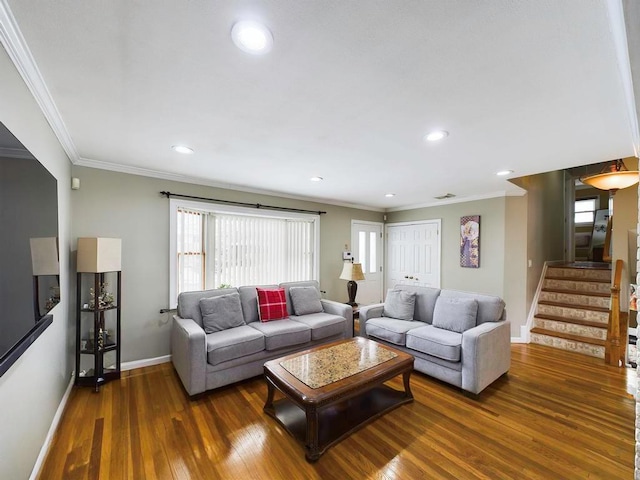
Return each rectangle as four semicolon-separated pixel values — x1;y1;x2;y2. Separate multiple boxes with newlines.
199;292;245;334
432;297;478;333
280;280;320;318
248;320;311;350
391;285;441;323
177;288;237;328
290;312;344;340
383;289;416;320
238;285;278;324
440;289;505;324
406;325;462;362
206;325;265;366
289;286;323;315
257;288;289;322
365;317;428;346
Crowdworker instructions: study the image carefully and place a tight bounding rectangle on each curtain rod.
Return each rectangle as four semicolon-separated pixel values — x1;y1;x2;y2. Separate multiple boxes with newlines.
160;191;327;215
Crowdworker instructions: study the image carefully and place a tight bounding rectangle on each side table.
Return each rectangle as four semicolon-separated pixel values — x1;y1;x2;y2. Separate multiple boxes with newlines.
352;305;360;335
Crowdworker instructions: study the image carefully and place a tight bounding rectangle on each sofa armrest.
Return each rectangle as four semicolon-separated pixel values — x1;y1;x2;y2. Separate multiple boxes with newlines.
171;315;207;396
321;299;353;338
357;304;384;338
461;320;511;395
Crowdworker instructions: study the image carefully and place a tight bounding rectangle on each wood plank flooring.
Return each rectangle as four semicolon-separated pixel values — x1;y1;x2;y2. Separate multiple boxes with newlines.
38;345;637;479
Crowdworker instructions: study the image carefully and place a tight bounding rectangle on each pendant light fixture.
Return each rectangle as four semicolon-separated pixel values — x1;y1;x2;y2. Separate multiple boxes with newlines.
580;159;639;194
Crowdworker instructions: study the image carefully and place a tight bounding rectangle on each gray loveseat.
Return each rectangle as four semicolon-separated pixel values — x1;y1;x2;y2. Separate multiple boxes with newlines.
171;280;352;396
358;285;510;396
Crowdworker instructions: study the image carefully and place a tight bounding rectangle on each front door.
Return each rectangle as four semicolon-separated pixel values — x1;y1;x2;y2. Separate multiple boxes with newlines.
351;221;384;305
386;220;441;291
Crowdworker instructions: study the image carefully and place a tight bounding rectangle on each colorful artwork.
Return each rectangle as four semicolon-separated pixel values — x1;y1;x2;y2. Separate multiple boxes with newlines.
460;215;480;268
631;284;637;312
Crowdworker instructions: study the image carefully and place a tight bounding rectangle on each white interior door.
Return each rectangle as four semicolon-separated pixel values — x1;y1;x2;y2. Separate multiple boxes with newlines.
386;220;441;291
351;221;384;305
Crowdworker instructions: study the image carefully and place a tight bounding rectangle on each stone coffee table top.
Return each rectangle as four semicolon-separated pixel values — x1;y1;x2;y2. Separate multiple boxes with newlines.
279;338;398;389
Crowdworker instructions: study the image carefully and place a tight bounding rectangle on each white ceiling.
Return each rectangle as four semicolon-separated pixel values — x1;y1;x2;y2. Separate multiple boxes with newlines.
1;0;638;210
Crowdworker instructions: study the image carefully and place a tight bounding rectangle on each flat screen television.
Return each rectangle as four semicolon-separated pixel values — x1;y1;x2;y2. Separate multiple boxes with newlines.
0;121;59;377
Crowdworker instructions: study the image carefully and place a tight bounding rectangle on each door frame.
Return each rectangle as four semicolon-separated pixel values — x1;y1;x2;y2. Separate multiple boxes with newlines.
351;220;384;304
385;219;442;291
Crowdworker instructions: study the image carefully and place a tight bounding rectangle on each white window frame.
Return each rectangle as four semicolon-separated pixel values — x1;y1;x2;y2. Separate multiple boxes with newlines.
169;198;320;308
575;197;597;225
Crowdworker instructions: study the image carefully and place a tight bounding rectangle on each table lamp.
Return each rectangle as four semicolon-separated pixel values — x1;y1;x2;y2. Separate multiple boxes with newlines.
339;262;365;306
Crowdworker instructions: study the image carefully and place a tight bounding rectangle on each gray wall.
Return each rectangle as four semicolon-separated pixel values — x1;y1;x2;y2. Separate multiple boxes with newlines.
504;195;529;337
0;46;73;479
512;170;566;307
70;166;383;362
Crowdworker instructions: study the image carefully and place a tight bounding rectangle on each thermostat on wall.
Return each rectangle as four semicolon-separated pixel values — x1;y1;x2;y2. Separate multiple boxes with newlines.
342;251;352;261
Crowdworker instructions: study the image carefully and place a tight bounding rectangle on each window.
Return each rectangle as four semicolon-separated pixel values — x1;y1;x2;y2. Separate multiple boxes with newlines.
575;198;597;224
170;200;319;307
176;208;205;293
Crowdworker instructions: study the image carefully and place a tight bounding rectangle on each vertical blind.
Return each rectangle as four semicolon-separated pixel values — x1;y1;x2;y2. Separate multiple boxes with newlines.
176;208;316;293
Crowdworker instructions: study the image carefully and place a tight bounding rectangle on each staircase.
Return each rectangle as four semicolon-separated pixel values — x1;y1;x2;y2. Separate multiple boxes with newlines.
530;262;612;359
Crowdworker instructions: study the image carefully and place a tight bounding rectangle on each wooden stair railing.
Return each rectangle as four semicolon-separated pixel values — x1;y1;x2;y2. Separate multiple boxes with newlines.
605;259;625;366
602;216;613;263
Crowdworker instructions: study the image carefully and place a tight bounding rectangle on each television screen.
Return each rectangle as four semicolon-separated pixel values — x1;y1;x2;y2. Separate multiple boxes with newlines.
0;121;59;377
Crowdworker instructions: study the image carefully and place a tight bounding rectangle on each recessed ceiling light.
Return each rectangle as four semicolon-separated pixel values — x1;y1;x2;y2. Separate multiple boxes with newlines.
310;176;323;182
171;145;194;154
496;170;514;176
385;193;395;198
231;21;273;54
424;130;449;142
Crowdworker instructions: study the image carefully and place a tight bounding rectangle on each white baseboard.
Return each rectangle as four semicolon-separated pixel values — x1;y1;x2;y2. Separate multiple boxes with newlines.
29;372;75;480
121;354;171;372
511;336;528;343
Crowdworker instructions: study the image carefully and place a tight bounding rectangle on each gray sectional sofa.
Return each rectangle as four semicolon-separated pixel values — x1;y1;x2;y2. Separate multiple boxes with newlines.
358;285;510;396
171;280;352;396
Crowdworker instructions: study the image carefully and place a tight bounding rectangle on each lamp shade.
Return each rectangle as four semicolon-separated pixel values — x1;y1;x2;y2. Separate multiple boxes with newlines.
77;237;122;273
30;237;59;276
580;159;639;191
339;262;365;281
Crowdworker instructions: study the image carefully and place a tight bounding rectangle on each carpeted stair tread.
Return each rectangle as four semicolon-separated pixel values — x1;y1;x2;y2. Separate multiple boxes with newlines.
546;262;611;270
544;275;610;284
534;314;609;329
541;288;610;298
530;327;606;346
537;300;609;313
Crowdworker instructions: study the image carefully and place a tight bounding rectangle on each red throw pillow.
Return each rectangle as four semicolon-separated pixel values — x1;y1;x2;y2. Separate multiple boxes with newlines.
256;288;289;322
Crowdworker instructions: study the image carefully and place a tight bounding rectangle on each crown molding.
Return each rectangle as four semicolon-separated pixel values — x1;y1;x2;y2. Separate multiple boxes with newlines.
74;156;385;212
384;189;526;212
0;0;79;162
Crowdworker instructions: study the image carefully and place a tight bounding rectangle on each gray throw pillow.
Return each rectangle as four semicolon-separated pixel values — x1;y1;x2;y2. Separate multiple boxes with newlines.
432;297;478;333
199;292;246;334
382;289;416;320
289;286;323;315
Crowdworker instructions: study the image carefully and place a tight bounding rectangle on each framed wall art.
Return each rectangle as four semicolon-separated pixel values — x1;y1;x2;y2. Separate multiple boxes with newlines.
460;215;480;268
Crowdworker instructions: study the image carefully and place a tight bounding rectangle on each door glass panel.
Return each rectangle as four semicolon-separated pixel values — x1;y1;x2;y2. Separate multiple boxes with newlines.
369;231;376;273
359;231;367;272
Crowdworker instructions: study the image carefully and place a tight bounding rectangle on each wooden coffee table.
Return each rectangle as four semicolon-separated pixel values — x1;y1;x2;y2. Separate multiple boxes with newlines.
263;337;414;461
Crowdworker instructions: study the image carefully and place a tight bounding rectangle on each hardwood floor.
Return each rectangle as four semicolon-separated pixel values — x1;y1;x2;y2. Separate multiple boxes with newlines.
38;345;636;479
